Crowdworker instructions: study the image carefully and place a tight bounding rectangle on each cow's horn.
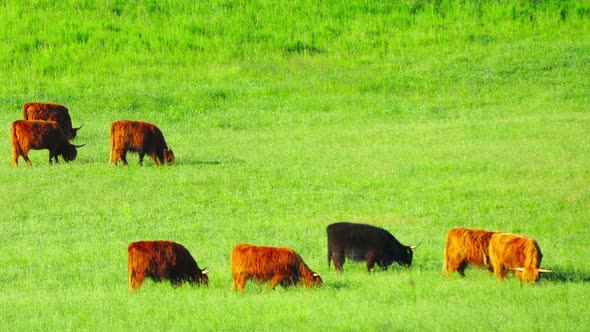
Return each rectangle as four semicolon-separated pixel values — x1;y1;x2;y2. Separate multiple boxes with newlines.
537;268;552;273
313;273;320;277
410;242;421;250
74;144;86;148
73;124;84;130
202;269;210;275
509;267;525;272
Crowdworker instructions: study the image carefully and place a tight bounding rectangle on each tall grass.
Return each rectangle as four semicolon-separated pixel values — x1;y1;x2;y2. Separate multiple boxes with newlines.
0;0;589;330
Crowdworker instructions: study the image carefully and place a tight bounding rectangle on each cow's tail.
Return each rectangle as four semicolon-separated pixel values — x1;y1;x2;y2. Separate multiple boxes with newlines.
10;123;20;164
108;123;115;163
441;234;449;275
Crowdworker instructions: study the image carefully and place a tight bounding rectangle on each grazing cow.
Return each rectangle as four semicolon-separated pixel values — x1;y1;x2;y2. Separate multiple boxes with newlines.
231;243;322;292
109;120;174;166
23;102;82;140
488;233;550;283
11;120;85;166
127;240;209;290
327;222;418;272
442;227;498;276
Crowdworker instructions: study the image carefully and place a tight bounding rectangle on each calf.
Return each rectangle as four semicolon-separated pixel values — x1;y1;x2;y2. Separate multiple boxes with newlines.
127;240;209;289
327;222;418;272
11;120;84;166
110;120;174;166
231;243;322;292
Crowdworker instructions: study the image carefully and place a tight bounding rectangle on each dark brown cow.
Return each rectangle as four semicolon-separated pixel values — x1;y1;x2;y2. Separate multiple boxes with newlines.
23;102;82;140
127;240;209;290
327;222;418;272
231;243;322;292
489;233;550;283
110;120;174;166
11;120;85;166
442;227;497;276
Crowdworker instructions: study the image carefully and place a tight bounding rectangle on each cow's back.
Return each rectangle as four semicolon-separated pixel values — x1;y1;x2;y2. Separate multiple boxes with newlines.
328;222;396;254
23;102;73;136
12;120;64;149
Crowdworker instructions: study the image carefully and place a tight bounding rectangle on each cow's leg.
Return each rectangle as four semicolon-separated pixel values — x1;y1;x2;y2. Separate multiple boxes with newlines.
232;274;246;292
269;275;285;290
150;153;160;166
138;153;145;165
332;250;345;272
456;261;468;277
23;154;32;166
366;251;378;272
121;151;128;166
11;145;20;166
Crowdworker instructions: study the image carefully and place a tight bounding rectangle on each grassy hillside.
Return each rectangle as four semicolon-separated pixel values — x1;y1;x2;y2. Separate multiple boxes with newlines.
1;0;589;330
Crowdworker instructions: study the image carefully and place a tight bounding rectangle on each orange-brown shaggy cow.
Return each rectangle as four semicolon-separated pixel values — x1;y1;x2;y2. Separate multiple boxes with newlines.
23;102;82;140
110;120;174;166
488;233;549;283
11;120;85;166
231;243;323;292
442;227;498;276
127;240;209;290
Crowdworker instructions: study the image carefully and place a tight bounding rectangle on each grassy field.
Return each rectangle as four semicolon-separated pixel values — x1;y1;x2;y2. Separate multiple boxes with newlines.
1;0;589;330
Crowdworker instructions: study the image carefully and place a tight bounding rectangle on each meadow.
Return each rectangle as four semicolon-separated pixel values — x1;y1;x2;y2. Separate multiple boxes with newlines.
0;0;589;330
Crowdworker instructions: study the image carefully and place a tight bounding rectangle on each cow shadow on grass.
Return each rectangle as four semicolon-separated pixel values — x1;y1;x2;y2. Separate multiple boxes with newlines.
174;157;245;167
541;269;590;283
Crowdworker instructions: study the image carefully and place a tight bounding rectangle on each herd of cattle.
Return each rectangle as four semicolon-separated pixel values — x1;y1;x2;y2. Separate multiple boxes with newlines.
11;102;175;166
10;102;551;291
128;222;551;292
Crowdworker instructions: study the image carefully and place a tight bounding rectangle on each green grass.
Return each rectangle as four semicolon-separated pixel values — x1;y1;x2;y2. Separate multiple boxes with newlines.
1;0;589;330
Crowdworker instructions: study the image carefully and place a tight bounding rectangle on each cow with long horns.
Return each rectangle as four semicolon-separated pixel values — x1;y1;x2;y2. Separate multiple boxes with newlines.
442;227;498;276
231;243;322;292
11;120;85;166
327;222;418;272
127;240;209;290
109;120;174;166
23;102;82;140
488;233;551;283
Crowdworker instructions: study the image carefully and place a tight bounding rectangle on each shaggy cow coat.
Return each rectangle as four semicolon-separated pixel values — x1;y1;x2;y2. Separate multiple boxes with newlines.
327;222;415;272
127;240;209;289
11;120;83;166
488;233;543;283
441;227;497;276
231;243;322;292
23;102;81;140
110;120;174;166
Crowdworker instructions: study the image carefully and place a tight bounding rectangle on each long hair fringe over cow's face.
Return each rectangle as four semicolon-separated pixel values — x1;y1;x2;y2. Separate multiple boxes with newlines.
163;148;175;164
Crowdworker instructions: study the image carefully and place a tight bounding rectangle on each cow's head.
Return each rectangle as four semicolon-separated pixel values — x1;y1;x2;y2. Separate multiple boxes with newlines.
399;243;420;267
61;143;84;162
163;148;175;164
305;272;323;287
68;124;83;140
194;268;209;286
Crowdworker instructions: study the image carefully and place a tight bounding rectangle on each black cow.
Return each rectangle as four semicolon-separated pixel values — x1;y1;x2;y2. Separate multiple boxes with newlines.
327;222;418;272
